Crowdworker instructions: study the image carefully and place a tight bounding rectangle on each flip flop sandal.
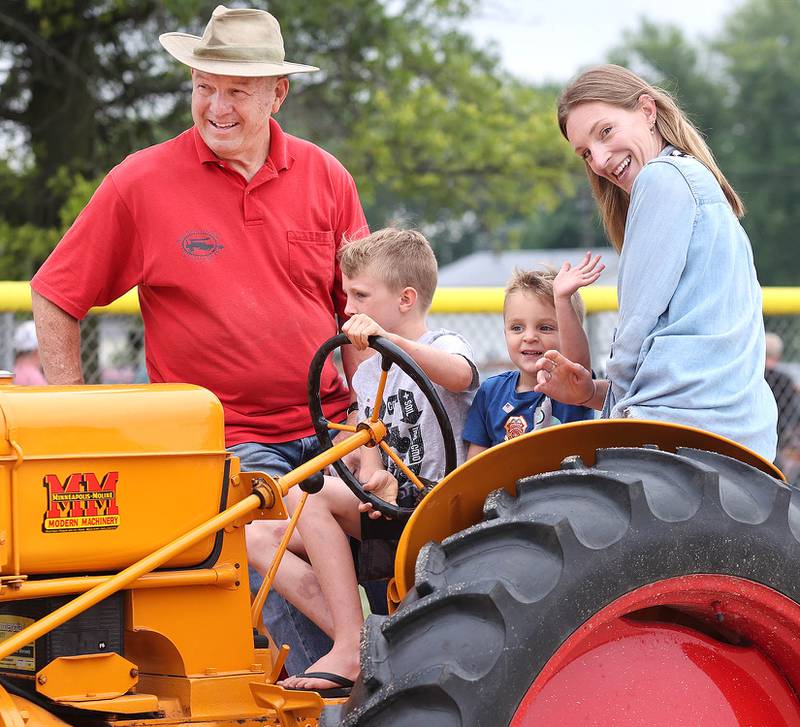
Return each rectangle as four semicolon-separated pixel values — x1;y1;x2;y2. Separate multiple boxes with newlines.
283;670;354;698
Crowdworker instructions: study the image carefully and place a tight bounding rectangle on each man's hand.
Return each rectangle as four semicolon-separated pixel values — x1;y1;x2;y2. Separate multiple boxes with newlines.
358;469;398;520
533;350;594;405
342;313;388;351
553;252;604;300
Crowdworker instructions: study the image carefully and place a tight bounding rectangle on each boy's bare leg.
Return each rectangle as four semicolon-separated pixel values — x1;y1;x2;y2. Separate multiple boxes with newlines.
280;476;364;688
246;501;335;638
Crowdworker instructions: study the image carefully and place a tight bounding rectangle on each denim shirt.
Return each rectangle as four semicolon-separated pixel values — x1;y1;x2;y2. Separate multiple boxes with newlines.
603;146;777;461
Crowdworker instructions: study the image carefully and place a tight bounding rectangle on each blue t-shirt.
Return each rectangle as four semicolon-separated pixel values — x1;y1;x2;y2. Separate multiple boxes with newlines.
463;370;594;448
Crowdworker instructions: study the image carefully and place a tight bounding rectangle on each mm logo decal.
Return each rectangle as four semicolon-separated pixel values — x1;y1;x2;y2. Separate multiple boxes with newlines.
43;472;120;532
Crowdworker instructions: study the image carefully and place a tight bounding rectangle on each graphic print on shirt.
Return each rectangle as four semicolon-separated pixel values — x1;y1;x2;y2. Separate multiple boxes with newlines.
365;388;425;477
503;415;528;440
503;398;559;441
180;231;224;258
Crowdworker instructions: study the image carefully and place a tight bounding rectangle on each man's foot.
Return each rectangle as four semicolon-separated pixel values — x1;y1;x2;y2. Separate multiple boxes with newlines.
279;646;360;693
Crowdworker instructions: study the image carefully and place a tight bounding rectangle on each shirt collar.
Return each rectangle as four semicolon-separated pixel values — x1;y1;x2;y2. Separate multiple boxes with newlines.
266;117;291;172
191;117;293;172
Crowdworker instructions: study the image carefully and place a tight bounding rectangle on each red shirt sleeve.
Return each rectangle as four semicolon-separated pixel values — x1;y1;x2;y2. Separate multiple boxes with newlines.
31;169;144;320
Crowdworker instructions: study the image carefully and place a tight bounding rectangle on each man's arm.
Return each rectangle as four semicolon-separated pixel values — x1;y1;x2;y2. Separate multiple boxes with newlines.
31;290;84;384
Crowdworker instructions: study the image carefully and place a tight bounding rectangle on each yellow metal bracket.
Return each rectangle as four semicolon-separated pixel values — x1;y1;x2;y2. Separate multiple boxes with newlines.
355;419;387;448
0;576;28;595
267;645;290;684
58;693;160;714
234;472;287;524
249;682;323;727
36;652;138;702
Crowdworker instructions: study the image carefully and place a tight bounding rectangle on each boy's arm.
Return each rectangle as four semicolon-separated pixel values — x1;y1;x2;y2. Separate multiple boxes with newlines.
357;445;384;482
553;253;604;371
463;385;492;458
554;295;591;370
385;333;474;392
343;314;474;392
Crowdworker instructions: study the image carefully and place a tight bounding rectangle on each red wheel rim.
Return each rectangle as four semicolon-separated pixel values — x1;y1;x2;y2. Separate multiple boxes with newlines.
511;575;800;727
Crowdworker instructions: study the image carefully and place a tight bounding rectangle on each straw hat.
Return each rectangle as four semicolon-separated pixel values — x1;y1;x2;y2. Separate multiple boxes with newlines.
159;5;319;77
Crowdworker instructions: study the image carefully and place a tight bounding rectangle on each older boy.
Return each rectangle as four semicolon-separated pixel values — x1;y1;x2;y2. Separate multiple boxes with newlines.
274;229;478;694
464;254;602;458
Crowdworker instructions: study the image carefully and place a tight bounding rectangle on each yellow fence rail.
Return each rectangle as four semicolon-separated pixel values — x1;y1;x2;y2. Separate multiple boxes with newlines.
3;282;800;315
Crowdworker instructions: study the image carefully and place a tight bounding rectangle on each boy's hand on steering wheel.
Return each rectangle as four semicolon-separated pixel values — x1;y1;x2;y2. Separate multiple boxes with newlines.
358;470;399;520
342;314;389;351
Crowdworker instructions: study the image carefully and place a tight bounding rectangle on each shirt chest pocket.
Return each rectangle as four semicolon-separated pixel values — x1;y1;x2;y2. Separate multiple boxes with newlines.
287;230;335;291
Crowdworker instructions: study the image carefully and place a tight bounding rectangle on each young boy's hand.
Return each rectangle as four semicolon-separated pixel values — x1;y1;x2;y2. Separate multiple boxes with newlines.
554;252;605;300
342;313;389;351
358;469;399;519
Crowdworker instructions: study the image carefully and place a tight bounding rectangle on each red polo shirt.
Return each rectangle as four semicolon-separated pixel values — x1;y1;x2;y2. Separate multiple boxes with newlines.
32;119;368;446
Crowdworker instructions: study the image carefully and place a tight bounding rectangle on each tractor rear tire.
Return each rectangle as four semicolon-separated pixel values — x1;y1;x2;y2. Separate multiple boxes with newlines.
323;446;800;726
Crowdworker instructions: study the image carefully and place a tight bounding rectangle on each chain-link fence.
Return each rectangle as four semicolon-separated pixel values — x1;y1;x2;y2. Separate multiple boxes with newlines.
2;289;799;482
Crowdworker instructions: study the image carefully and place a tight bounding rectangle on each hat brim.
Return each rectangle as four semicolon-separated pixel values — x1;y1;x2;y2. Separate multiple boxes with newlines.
159;33;319;77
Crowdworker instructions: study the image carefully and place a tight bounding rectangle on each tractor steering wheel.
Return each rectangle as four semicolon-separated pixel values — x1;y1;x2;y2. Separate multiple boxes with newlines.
307;333;458;520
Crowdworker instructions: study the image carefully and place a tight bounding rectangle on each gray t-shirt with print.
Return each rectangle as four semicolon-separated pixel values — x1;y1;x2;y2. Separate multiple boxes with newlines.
353;328;477;507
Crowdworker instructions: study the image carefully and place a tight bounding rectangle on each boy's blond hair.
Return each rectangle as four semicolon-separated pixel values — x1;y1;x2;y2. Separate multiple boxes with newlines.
505;268;585;322
338;228;438;310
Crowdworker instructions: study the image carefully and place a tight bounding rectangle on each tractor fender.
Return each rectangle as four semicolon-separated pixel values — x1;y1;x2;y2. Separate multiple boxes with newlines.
390;418;782;605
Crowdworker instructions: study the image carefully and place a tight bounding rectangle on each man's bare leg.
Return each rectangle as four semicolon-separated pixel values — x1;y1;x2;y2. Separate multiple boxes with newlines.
280;476;363;689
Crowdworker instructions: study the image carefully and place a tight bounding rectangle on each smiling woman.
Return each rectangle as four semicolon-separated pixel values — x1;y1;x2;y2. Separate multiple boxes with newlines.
531;64;778;461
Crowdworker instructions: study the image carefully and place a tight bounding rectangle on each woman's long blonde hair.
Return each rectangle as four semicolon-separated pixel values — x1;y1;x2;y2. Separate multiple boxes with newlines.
557;65;743;251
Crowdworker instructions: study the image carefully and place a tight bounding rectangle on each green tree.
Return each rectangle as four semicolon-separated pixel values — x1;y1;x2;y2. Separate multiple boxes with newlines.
0;0;574;277
0;0;217;276
607;7;800;284
714;0;800;284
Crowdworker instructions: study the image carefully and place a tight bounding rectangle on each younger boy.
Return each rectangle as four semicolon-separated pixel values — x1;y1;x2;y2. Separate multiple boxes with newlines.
278;228;478;694
464;253;602;458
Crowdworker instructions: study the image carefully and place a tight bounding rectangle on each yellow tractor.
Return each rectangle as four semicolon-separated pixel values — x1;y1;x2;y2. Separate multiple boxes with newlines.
0;335;796;727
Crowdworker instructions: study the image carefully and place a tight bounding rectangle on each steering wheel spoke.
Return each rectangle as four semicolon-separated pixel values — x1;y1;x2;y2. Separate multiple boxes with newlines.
327;421;357;433
307;334;457;519
379;440;427;491
370;368;389;423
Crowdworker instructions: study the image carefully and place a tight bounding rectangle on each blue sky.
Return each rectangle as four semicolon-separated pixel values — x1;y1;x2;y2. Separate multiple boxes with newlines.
465;0;737;84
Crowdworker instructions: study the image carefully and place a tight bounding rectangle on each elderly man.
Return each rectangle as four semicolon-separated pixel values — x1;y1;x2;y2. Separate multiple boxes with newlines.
31;6;366;677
